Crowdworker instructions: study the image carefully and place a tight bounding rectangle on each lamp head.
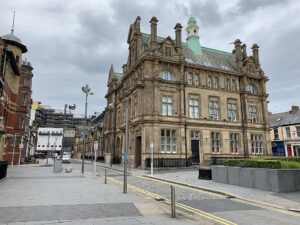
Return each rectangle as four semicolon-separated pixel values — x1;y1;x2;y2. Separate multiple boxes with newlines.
82;84;91;93
69;104;76;110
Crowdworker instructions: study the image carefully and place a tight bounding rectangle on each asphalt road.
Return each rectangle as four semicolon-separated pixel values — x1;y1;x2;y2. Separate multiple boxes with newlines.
70;160;300;225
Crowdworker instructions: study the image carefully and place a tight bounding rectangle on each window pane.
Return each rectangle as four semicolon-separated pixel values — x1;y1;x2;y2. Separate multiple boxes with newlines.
167;145;171;152
166;130;170;137
172;145;176;152
172;130;176;136
168;104;172;115
162;104;167;115
194;74;199;85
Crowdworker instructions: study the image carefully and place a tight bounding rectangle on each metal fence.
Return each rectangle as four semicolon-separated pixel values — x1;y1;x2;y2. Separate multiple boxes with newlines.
145;158;192;168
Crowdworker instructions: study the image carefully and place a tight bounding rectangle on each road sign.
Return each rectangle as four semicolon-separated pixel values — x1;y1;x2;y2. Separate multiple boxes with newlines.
93;141;98;151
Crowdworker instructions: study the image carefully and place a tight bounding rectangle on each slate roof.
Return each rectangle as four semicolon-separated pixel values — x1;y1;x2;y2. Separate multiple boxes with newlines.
141;33;236;72
269;110;300;127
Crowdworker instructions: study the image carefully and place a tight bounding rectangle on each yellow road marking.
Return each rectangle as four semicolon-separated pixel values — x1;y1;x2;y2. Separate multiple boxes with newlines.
75;168;300;218
135;175;300;218
232;198;300;217
108;177;237;225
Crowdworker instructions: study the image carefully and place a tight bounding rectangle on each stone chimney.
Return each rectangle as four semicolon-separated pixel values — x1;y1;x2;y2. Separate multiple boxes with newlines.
135;16;141;33
242;43;247;60
252;44;260;65
290;105;299;114
149;17;158;46
234;39;242;68
174;23;182;49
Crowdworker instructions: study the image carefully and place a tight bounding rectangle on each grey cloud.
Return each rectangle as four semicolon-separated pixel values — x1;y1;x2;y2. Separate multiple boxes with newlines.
190;0;222;27
236;0;291;14
1;0;299;115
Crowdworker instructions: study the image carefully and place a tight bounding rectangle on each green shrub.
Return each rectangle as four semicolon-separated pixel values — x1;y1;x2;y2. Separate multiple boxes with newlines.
262;157;300;163
280;161;300;169
223;159;281;169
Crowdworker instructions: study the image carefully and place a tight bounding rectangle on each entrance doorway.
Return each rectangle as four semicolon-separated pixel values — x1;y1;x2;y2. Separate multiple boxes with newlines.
287;145;292;157
135;136;142;168
190;130;200;164
191;140;200;164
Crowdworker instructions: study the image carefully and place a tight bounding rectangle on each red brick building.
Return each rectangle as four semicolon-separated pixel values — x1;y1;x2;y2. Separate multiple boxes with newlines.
0;28;33;165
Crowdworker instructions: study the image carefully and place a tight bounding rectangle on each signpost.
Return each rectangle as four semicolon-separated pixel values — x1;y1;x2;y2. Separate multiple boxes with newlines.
93;141;98;178
150;141;154;176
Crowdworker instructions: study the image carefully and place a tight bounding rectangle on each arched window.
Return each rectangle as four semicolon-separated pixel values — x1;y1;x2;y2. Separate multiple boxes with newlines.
159;71;175;81
246;84;256;94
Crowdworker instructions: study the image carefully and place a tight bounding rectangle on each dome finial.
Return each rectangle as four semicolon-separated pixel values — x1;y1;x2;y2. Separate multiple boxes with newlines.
11;11;16;35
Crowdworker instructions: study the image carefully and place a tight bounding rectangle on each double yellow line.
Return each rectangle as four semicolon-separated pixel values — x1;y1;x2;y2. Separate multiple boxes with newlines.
135;174;300;218
108;176;237;225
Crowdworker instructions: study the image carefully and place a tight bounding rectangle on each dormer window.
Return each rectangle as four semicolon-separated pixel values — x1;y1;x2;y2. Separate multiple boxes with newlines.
246;84;256;94
159;71;174;81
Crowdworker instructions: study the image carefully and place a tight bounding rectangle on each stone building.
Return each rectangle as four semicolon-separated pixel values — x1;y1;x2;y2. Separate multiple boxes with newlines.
269;106;300;157
103;16;271;169
73;112;104;161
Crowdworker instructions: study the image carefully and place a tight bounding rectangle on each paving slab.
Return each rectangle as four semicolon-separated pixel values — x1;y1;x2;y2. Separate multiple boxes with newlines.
0;165;206;225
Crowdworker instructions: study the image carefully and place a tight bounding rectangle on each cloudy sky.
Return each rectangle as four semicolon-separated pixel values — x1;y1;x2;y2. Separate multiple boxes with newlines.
0;0;299;115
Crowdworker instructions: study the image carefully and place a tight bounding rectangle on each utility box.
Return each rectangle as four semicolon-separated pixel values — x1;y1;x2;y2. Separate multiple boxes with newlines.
53;159;62;173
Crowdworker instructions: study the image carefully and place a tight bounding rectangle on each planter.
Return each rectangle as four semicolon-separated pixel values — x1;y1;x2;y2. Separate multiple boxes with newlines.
212;165;300;193
0;160;8;180
198;168;212;180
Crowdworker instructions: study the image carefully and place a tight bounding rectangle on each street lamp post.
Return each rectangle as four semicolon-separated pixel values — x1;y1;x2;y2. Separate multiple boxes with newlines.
150;141;154;176
46;133;50;165
93;140;98;178
124;91;129;194
81;84;93;174
107;102;115;167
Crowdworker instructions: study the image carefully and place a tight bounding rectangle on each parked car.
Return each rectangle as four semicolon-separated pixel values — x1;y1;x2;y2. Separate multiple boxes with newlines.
62;153;71;163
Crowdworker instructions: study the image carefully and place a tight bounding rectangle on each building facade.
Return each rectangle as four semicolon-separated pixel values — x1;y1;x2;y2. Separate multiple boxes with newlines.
36;127;63;157
0;26;33;165
269;106;300;157
73;112;104;161
103;16;271;168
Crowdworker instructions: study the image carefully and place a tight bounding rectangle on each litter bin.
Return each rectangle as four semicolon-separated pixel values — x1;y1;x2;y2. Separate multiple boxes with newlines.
0;160;8;179
53;158;62;173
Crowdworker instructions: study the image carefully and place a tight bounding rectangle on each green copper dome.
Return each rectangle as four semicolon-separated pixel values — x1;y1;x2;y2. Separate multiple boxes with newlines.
186;17;202;55
188;16;197;26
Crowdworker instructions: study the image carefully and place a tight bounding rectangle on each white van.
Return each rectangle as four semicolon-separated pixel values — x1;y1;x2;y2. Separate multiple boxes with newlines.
62;153;71;163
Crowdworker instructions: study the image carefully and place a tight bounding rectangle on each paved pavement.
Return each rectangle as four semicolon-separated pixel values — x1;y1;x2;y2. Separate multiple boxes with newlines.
70;160;300;225
92;160;300;211
0;164;210;225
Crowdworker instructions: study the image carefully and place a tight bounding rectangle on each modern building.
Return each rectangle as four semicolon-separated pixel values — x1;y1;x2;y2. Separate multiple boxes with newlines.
0;22;33;165
36;127;63;157
269;106;300;157
103;16;271;169
35;105;86;129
